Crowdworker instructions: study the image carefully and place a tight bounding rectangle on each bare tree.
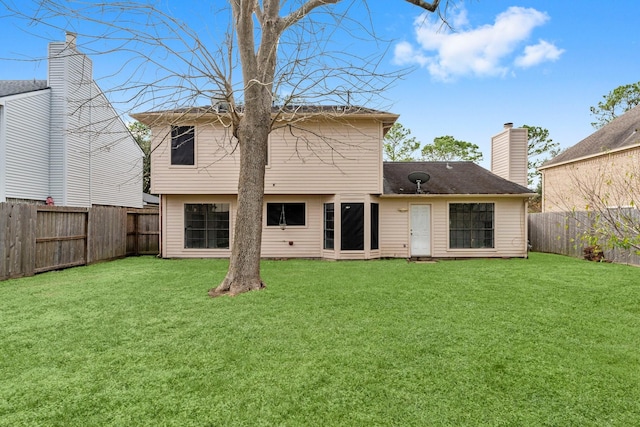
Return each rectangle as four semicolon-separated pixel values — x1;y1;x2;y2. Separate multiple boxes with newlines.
550;150;640;256
4;0;450;296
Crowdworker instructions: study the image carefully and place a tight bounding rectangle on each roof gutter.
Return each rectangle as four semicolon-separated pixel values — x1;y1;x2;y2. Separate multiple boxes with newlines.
379;193;536;199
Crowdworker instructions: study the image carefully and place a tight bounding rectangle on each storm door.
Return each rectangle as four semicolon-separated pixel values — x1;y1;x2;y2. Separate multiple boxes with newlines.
410;204;431;256
341;203;364;250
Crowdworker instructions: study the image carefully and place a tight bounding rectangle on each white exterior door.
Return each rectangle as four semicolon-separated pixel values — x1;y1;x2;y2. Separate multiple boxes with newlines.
410;205;431;256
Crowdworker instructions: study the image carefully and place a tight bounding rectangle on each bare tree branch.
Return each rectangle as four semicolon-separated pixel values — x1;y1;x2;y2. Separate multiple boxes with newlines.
403;0;441;12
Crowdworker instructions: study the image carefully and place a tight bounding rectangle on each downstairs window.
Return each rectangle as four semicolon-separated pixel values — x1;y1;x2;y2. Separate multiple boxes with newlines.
184;203;229;249
449;203;494;249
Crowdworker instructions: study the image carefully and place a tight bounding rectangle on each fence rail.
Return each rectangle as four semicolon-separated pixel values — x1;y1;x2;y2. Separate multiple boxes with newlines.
528;211;640;266
1;203;159;281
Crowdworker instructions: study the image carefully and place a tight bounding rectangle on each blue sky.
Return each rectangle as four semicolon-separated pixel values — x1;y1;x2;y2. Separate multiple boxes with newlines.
1;0;638;169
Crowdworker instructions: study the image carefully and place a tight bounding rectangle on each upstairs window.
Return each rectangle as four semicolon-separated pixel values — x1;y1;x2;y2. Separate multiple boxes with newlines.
171;126;195;165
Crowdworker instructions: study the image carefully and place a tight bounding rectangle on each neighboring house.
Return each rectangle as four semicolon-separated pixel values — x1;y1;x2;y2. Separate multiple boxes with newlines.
132;106;534;260
0;32;143;208
539;105;640;212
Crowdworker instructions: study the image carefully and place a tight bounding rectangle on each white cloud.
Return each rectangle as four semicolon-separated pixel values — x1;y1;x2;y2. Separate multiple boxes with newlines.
394;6;563;81
515;40;565;68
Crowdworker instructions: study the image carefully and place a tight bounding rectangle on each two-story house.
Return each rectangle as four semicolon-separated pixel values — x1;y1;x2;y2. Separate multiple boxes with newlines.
132;106;534;260
539;105;640;213
0;33;143;208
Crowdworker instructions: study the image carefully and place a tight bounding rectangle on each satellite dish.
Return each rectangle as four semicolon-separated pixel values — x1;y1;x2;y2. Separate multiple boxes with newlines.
408;171;430;194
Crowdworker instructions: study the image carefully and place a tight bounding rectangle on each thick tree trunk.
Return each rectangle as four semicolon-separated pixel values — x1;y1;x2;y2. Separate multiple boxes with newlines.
209;106;270;297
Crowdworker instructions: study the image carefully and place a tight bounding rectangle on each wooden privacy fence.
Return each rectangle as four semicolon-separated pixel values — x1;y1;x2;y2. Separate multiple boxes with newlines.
0;203;159;281
528;211;640;266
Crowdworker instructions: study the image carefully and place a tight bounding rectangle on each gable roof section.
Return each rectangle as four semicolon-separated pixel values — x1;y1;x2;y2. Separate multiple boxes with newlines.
0;80;48;97
383;162;533;196
541;105;640;169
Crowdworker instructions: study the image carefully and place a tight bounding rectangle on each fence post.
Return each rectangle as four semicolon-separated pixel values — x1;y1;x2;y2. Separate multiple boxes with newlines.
0;203;37;280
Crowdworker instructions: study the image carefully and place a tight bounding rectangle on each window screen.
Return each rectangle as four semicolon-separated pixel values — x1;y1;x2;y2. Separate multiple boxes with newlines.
449;203;494;248
184;203;229;248
324;203;334;250
266;203;306;227
171;126;195;165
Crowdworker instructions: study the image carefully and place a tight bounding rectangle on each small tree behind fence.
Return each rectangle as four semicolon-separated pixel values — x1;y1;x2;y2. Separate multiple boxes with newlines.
529;211;640;266
1;203;159;281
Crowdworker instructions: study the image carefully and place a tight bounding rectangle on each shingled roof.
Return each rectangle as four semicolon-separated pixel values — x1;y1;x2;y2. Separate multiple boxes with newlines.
541;104;640;169
383;162;533;196
0;80;48;97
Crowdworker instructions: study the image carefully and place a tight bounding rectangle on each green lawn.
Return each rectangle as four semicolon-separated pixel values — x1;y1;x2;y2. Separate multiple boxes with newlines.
1;253;639;426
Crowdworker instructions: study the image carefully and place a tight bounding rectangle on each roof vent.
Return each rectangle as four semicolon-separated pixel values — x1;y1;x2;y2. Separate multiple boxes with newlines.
214;102;230;113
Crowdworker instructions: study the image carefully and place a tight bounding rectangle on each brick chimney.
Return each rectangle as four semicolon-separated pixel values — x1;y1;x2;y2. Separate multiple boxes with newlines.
491;123;528;187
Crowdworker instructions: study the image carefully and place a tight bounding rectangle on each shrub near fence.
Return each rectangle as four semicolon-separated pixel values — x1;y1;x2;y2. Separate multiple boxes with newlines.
0;203;159;281
528;211;640;266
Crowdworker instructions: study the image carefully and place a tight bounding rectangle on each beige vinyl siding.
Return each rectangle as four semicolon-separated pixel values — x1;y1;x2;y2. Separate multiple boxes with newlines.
430;197;527;258
151;119;383;195
491;131;510;180
542;147;640;212
90;83;143;208
261;195;323;258
379;199;410;258
163;194;325;258
150;124;239;194
508;128;528;187
163;194;236;258
491;126;528;187
265;123;381;194
380;196;528;258
4;90;51;201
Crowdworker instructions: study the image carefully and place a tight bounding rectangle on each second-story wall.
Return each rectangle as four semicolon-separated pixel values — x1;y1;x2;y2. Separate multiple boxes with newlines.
542;147;640;212
150;115;386;195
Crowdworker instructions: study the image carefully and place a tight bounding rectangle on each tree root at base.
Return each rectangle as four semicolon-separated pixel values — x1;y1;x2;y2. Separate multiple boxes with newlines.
208;279;266;298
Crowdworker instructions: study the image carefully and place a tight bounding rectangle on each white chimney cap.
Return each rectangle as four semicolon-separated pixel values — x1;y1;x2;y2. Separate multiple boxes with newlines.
66;32;77;48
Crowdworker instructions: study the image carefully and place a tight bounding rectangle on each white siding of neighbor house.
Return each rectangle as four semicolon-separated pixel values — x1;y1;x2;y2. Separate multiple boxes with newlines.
2;90;51;202
379;196;529;259
150;118;383;196
48;40;69;205
48;36;143;208
491;125;528;188
60;42;93;207
0;105;4;201
90;82;143;207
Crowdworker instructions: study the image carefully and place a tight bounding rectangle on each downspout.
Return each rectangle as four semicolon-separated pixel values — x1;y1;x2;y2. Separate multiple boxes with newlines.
159;194;164;257
524;198;529;258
